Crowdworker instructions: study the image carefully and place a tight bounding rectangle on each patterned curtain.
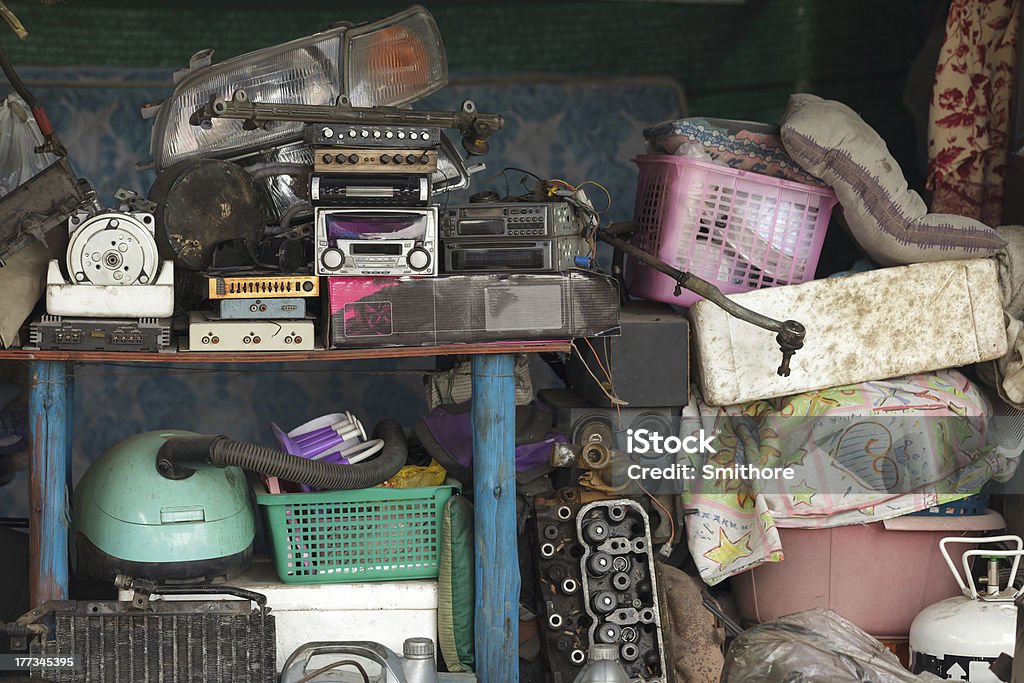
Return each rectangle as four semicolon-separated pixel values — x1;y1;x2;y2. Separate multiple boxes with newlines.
928;0;1020;226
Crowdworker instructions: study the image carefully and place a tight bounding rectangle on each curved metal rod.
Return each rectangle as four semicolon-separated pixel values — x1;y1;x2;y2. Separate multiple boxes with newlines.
599;222;806;377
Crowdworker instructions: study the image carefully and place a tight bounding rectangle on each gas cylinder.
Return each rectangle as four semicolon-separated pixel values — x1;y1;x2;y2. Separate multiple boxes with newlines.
909;535;1023;682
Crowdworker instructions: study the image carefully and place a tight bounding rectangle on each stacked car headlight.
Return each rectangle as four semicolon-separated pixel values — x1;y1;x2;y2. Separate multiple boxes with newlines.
148;5;448;171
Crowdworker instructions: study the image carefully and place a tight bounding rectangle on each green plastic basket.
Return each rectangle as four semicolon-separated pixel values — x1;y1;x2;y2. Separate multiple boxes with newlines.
255;481;457;584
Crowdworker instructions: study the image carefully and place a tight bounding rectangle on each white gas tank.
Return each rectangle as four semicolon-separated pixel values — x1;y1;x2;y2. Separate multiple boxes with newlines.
909;535;1023;682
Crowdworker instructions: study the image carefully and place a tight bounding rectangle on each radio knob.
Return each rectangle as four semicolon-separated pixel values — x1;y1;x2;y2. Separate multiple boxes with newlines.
373;130;382;138
406;154;417;164
393;155;403;165
407;248;431;272
321;248;345;271
360;130;369;138
348;154;359;164
321;153;334;164
321;127;334;139
380;154;391;164
419;155;430;165
385;130;394;139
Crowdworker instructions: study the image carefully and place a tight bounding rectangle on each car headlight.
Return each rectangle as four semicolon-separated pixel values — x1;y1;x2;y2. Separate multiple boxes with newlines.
345;6;447;108
148;5;447;171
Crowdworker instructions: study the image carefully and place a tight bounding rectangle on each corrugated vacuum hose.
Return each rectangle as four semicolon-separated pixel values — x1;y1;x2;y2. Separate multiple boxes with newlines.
156;419;408;490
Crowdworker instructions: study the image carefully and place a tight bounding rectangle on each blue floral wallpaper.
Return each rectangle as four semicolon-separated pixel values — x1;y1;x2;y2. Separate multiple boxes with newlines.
0;68;685;517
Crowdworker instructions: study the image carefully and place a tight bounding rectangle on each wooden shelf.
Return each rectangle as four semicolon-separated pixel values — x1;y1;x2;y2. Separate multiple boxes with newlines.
0;341;570;364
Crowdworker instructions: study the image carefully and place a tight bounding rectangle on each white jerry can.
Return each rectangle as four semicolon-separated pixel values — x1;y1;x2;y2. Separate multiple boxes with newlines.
909;535;1023;682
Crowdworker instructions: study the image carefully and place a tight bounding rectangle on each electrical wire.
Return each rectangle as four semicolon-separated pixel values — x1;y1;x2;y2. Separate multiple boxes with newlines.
291;659;370;683
569;340;627;407
603;335;622;429
547;178;577;193
0;34;64;156
501;166;544;183
636;478;677;549
583;337;626;418
576;180;613;214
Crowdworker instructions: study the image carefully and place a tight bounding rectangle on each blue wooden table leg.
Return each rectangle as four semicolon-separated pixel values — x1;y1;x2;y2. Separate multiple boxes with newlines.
471;353;519;683
28;360;72;606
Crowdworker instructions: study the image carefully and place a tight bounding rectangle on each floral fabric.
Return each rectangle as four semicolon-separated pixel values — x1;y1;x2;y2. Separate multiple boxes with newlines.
681;369;1021;586
927;0;1019;225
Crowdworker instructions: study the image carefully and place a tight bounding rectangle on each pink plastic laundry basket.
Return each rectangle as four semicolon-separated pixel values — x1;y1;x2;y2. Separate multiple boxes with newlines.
627;155;837;307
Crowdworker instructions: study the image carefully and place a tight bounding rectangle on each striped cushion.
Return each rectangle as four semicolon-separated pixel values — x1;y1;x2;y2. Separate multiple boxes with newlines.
780;94;1005;266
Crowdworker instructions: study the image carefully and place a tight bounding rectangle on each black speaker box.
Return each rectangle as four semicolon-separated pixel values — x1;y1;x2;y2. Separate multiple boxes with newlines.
565;300;689;408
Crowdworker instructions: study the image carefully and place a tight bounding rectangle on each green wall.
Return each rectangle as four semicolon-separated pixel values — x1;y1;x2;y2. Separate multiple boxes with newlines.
4;0;933;178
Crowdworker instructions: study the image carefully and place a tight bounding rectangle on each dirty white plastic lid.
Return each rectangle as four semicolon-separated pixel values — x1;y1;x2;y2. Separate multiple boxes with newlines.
589;644;619;662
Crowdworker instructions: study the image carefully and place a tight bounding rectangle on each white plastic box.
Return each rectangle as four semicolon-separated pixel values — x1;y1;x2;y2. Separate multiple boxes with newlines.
119;558;438;672
690;258;1006;406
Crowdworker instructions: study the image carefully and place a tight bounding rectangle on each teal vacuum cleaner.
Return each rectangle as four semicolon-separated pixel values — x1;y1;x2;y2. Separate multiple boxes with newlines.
73;421;407;582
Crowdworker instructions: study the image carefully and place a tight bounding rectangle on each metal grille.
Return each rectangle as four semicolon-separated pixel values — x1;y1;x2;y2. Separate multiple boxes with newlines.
30;605;275;682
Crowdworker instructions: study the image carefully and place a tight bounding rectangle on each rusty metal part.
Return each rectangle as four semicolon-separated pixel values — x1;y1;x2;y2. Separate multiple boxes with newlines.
192;91;504;157
580;441;612;470
0;157;94;268
599;222;807;376
553;443;577;468
148;158;267;270
534;490;670;682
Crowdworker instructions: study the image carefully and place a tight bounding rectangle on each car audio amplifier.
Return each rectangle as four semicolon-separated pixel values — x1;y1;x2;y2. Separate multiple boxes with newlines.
304;123;441;148
27;316;173;353
215;297;307;320
313;148;438;175
203;274;320;299
187;311;314;351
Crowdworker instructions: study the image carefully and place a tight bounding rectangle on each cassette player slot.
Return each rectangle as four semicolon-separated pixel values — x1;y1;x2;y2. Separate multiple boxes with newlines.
311;175;430;207
441;201;582;238
442;236;590;274
351;243;404;255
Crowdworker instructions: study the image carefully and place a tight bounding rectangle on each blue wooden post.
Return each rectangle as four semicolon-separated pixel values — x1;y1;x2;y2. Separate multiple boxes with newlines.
64;367;74;492
471;353;519;682
28;360;72;606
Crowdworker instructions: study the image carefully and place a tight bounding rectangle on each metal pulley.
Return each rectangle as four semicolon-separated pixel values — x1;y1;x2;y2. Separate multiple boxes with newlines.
66;211;159;286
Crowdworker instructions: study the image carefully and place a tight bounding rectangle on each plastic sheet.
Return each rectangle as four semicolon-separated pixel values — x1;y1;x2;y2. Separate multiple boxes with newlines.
721;609;943;682
384;458;448;488
0;94;54;198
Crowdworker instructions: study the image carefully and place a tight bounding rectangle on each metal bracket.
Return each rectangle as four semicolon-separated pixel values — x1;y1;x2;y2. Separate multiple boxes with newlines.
190;90;505;157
